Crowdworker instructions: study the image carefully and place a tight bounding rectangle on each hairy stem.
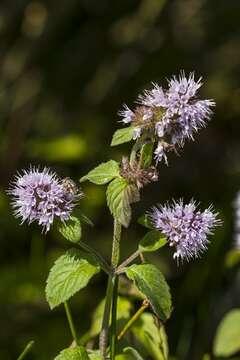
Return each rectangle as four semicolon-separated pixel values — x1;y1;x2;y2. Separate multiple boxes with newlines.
110;220;122;359
99;219;122;359
110;276;119;358
17;341;34;360
99;275;114;357
64;301;78;345
111;219;122;267
117;300;149;341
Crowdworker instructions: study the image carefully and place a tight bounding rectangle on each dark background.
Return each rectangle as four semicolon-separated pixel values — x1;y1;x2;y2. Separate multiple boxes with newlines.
0;0;240;359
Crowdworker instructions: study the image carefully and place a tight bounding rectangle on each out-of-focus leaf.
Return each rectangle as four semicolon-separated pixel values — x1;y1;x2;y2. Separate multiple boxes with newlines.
213;308;240;357
90;296;132;337
202;354;211;360
46;249;100;309
27;135;86;162
225;249;240;268
111;127;135;146
78;212;94;227
54;346;89;359
107;177;139;227
80;160;120;185
125;264;172;321
139;230;167;253
132;313;168;360
59;217;81;243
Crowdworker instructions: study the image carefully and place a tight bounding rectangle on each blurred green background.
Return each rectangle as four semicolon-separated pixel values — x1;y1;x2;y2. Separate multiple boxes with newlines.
0;0;240;359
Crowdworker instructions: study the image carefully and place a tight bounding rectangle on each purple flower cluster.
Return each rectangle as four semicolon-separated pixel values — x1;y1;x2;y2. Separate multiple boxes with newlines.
151;200;220;261
119;72;215;164
8;168;80;232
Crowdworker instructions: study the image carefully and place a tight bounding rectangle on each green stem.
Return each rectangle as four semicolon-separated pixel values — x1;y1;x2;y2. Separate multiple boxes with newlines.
99;219;122;359
17;340;34;360
110;276;119;358
117;300;149;341
111;219;122;267
64;301;78;345
110;220;122;359
99;275;114;358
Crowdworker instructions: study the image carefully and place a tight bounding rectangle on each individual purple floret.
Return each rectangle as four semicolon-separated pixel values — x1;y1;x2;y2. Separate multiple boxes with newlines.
8;167;80;232
118;104;135;124
151;200;220;261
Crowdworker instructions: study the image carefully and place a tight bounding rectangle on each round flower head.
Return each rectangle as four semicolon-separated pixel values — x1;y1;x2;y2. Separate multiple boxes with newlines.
8;167;81;232
119;72;215;165
142;73;215;151
151;200;221;262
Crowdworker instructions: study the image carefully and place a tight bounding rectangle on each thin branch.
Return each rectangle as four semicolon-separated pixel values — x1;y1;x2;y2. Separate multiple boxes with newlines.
17;341;34;360
115;250;141;274
117;300;149;341
64;301;78;345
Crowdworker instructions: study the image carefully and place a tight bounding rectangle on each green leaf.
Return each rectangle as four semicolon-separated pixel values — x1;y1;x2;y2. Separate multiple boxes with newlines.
46;249;100;309
125;264;172;321
90;296;132;337
139;142;154;168
123;347;144;360
139;230;167;253
213;308;240;357
59;217;81;243
87;350;103;360
80;160;120;185
107;177;140;227
111;127;135;146
116;347;144;360
132;313;168;360
55;346;90;360
138;214;154;230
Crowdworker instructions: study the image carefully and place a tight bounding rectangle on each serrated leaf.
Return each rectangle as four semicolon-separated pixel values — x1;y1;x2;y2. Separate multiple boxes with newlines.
55;346;90;360
111;127;135;146
59;217;82;243
139;230;167;253
90;296;132;337
80;160;120;185
140;142;154;168
132;313;168;360
46;249;100;309
138;214;154;229
107;177;140;227
213;309;240;357
125;264;172;321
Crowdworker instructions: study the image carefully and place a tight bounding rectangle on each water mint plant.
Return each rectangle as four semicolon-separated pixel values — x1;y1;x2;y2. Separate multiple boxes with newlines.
9;72;221;360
